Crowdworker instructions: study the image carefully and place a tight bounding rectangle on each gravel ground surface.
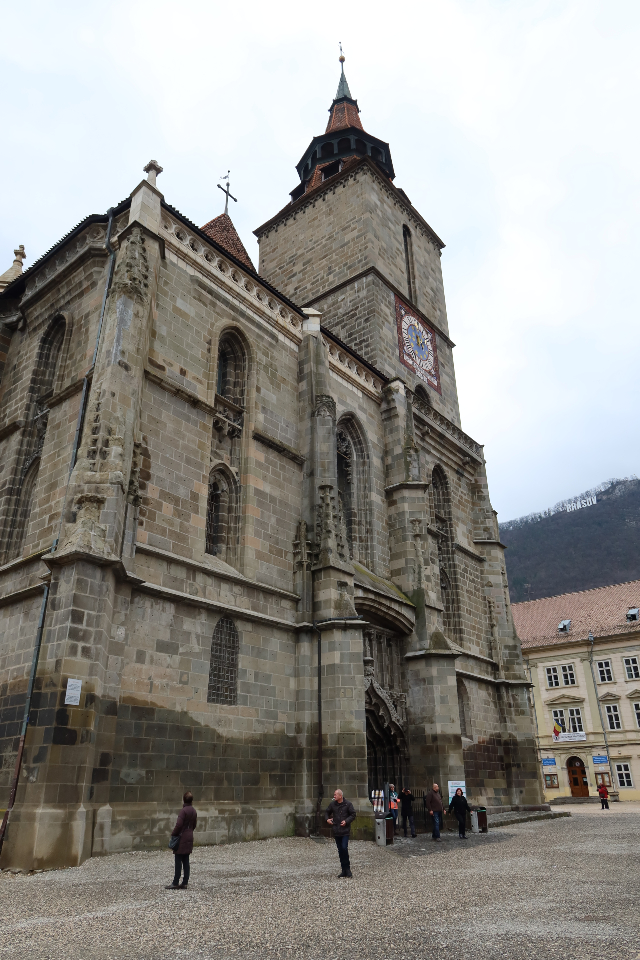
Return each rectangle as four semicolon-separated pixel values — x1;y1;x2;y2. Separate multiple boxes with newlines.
1;802;639;960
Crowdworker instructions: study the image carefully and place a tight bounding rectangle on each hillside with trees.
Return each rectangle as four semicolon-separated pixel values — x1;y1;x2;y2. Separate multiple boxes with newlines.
500;478;640;602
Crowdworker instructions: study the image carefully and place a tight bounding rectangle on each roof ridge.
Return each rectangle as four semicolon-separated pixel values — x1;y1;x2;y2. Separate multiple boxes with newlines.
513;577;640;607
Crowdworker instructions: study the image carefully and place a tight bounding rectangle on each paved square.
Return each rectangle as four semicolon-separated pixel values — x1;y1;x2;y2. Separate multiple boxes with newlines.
1;803;639;959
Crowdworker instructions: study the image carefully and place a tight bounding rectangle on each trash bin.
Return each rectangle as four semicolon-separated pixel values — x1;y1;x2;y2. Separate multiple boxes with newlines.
375;817;394;846
477;807;488;833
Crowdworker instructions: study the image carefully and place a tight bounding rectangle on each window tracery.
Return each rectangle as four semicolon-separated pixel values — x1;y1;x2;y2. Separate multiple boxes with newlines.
335;416;372;569
4;316;66;562
207;617;239;706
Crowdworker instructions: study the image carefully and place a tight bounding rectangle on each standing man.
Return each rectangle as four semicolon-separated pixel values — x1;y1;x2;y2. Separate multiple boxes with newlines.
598;781;609;810
389;784;399;834
400;787;416;838
326;788;356;878
426;782;444;842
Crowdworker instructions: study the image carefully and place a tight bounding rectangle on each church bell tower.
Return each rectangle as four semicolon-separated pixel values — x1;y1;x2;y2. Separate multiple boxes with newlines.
254;53;461;428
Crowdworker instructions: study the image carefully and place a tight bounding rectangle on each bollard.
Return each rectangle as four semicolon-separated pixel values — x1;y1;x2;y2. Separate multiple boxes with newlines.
470;810;479;834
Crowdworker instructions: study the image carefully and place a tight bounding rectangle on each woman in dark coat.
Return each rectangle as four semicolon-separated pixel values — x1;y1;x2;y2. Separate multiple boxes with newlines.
166;791;197;889
448;787;471;839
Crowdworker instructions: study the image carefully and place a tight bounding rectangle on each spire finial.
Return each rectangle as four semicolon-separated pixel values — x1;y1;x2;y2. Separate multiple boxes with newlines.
334;44;352;100
217;171;238;216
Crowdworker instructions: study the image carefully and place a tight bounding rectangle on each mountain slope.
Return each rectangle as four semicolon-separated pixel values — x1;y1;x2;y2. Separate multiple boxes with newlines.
500;479;640;602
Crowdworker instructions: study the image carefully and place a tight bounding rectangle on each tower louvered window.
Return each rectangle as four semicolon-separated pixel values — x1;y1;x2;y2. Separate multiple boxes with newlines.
207;617;239;706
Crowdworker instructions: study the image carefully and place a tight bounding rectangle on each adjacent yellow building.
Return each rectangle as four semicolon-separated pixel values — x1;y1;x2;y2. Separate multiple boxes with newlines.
513;580;640;801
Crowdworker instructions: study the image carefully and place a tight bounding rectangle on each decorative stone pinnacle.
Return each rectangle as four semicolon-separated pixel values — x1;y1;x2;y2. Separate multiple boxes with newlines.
143;160;163;186
13;245;26;269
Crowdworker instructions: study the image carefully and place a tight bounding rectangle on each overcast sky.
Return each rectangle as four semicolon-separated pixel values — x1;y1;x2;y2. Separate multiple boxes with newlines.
1;0;638;522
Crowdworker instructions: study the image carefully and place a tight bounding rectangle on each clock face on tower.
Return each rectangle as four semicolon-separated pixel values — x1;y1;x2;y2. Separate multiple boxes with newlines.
395;296;441;394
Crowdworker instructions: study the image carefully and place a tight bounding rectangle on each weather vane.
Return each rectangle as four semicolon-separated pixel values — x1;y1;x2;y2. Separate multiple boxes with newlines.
217;171;237;216
339;42;345;63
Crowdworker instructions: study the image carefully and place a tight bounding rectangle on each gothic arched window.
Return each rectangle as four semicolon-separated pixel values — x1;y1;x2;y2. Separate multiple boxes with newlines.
432;464;459;640
457;678;471;739
6;457;40;561
403;225;416;304
336;416;372;569
216;331;246;407
4;316;67;562
205;467;238;564
207;617;239;706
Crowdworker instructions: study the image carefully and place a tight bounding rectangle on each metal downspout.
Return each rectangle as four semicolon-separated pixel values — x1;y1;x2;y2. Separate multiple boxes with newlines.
0;211;117;855
588;631;613;781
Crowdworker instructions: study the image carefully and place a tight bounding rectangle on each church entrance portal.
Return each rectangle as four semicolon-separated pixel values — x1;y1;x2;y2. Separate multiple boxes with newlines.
567;756;589;797
362;625;408;796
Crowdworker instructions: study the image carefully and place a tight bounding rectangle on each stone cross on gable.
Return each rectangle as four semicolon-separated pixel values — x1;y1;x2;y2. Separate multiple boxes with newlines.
13;245;26;268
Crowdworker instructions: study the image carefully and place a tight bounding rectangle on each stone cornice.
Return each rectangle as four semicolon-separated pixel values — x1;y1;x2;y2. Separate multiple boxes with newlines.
134;542;300;601
159;209;306;346
305;266;455;349
254;157;446;252
252;429;305;465
134;578;299;630
412;398;483;460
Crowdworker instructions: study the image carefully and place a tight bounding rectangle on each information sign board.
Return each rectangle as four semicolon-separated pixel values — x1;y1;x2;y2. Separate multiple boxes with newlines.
64;678;82;706
448;780;466;802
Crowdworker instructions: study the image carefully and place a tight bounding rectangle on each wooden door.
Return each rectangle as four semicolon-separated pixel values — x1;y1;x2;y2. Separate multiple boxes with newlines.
567;757;589;797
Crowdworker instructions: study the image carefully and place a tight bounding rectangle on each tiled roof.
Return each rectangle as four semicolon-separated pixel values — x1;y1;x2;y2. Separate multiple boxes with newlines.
513;579;640;649
200;213;255;272
326;100;364;134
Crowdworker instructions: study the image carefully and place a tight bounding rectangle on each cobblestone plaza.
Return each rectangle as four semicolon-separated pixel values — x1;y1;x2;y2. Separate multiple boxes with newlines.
1;804;639;960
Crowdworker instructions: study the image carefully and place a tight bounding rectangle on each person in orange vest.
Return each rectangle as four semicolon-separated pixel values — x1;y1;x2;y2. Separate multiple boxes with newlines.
389;784;399;833
597;781;609;810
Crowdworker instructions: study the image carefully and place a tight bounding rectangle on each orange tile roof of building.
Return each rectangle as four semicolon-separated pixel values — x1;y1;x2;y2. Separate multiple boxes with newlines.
513;579;640;649
200;213;255;272
326;100;364;134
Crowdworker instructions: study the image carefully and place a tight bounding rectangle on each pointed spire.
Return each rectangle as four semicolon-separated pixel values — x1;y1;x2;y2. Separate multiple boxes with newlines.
335;43;352;99
326;45;363;134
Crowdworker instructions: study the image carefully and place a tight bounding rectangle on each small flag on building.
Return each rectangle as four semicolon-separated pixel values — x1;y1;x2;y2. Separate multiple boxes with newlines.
552;719;562;740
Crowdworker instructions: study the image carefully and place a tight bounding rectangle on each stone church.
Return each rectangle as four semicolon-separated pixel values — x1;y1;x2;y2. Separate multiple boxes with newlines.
0;59;543;871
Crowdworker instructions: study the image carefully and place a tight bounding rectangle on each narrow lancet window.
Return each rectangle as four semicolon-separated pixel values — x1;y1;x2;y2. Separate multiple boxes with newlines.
207;617;239;705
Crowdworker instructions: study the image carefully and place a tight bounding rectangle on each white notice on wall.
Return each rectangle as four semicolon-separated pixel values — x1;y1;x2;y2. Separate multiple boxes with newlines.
448;780;466;802
64;678;82;706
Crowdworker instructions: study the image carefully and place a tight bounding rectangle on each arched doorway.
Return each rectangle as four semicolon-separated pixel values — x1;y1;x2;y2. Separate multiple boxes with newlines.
567;756;589;797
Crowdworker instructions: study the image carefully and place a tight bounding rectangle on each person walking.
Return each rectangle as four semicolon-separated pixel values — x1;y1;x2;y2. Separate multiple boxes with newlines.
426;783;444;841
166;791;197;889
598;782;610;810
400;787;416;838
448;787;471;838
389;784;399;834
326;788;356;878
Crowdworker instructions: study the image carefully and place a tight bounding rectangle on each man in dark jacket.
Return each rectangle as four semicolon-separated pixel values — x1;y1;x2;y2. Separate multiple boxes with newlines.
426;783;444;841
326;788;356;878
448;787;471;838
166;791;197;889
400;787;416;838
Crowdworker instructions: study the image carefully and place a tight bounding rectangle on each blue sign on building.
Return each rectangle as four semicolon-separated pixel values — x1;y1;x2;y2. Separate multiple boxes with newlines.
542;758;556;766
592;756;609;765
